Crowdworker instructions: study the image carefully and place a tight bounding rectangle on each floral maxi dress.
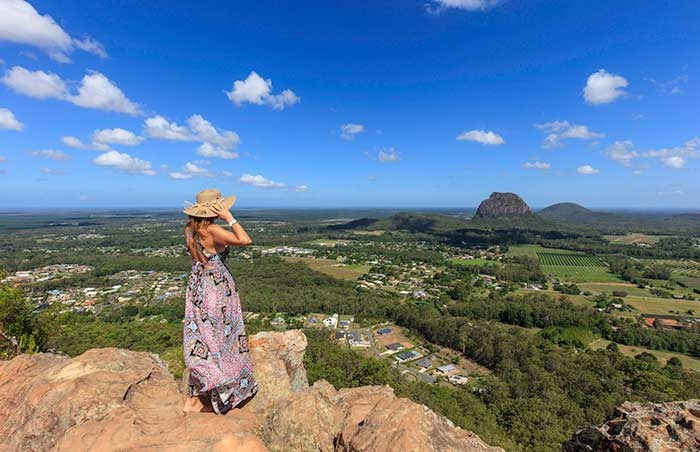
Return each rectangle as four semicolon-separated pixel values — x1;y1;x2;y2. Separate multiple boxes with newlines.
183;233;257;414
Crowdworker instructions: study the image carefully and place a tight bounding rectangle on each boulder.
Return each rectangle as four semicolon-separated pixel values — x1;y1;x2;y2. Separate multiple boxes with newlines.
563;399;700;451
0;330;501;452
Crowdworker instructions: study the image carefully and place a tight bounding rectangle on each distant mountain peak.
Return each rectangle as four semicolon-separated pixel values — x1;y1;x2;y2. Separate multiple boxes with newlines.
475;192;531;218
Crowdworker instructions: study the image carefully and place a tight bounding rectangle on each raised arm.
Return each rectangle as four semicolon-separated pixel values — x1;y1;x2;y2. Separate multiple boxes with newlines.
210;199;253;247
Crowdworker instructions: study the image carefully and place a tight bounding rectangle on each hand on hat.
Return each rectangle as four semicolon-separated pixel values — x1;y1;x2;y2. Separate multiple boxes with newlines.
211;199;234;223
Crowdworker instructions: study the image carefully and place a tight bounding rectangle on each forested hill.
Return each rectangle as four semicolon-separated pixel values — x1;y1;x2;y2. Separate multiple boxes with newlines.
538;203;700;234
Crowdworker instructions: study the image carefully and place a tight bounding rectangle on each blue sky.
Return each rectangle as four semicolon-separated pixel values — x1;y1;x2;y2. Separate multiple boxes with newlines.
0;0;698;209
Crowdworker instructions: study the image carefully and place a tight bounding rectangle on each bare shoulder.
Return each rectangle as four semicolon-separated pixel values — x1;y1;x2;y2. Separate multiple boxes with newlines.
207;223;228;237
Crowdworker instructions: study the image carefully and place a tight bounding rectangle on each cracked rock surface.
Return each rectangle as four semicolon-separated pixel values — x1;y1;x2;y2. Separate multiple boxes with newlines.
0;330;501;452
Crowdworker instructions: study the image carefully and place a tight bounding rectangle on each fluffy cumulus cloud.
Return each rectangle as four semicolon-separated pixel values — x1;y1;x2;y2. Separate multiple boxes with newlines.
340;123;365;140
456;129;504;145
169;161;215;180
61;135;111;151
522;161;551;170
2;66;141;114
577;164;599;175
93;151;155;175
2;66;67;99
606;138;699;170
426;0;504;13
91;128;142;146
583;69;628;105
239;173;307;192
377;147;400;163
31;149;71;160
535;120;604;148
606;140;639;167
0;108;24;131
225;71;299;110
143;114;240;159
0;0;106;62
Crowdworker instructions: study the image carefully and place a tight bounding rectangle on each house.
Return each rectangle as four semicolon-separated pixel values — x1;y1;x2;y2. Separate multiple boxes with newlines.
416;372;436;384
395;350;419;362
436;363;457;375
448;375;469;385
416;358;432;369
339;320;350;329
376;327;392;335
347;331;371;348
271;316;286;325
386;342;403;351
335;331;346;341
323;314;339;328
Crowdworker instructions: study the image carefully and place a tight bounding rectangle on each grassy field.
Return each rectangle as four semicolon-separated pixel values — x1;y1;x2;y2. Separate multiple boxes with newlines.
283;257;370;280
579;282;649;297
675;274;700;290
622;296;699;316
604;233;669;245
589;339;700;371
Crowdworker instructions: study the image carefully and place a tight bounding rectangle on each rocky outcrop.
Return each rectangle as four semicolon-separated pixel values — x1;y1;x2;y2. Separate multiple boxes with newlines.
474;192;531;218
0;330;502;452
563;399;700;451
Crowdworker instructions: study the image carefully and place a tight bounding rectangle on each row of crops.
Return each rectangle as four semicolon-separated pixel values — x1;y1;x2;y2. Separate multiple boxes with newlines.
536;253;605;267
653;259;700;277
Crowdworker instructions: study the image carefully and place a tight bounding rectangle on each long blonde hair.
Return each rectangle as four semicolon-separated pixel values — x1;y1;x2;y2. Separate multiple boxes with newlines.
186;216;214;263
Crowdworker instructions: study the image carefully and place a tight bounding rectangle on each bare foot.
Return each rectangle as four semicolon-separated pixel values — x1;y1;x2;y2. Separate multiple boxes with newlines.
182;395;214;413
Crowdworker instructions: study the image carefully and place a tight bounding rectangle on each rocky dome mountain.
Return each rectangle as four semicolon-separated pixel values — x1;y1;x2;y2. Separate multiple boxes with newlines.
474;192;532;218
0;330;501;452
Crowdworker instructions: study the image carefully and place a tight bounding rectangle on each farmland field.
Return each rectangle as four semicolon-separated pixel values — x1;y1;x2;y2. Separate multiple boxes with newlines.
537;252;621;283
604;233;670;245
507;244;581;257
283;257;369;280
589;339;700;371
653;259;700;278
448;257;502;267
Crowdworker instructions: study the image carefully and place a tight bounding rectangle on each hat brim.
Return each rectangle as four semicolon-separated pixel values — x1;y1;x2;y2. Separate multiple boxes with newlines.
183;195;236;218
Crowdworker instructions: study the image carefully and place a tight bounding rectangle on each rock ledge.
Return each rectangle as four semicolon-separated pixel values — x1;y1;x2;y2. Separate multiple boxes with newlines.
0;330;502;452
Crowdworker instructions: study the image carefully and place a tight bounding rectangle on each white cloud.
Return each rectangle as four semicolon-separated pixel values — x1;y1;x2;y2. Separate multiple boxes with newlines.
456;129;504;145
225;71;300;110
583;69;628;105
378;147;400;163
340;123;365;140
661;156;685;169
61;135;111;151
143;114;240;159
93;151;155;175
31;149;70;160
645;75;688;95
535;120;604;148
0;0;106;62
0;156;7;162
168;172;192;180
72;37;107;59
240;173;286;189
2;66;140;114
606;140;639;167
2;66;68;99
0;108;24;130
143;115;191;141
605;138;698;170
426;0;504;13
40;167;66;175
239;173;307;191
522;161;551;170
69;72;141;115
644;138;698;170
91;128;142;146
577;164;599;175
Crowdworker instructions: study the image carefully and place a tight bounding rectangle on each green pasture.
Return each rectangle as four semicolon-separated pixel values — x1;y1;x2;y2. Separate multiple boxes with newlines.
589;339;700;371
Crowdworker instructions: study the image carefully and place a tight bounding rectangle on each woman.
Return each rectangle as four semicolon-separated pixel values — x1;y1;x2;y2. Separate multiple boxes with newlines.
182;188;257;414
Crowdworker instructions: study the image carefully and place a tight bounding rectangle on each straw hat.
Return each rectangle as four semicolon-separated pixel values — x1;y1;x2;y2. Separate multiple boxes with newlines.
183;189;236;218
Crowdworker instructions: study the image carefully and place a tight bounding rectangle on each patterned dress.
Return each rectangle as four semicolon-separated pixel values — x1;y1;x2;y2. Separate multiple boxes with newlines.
183;232;257;414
